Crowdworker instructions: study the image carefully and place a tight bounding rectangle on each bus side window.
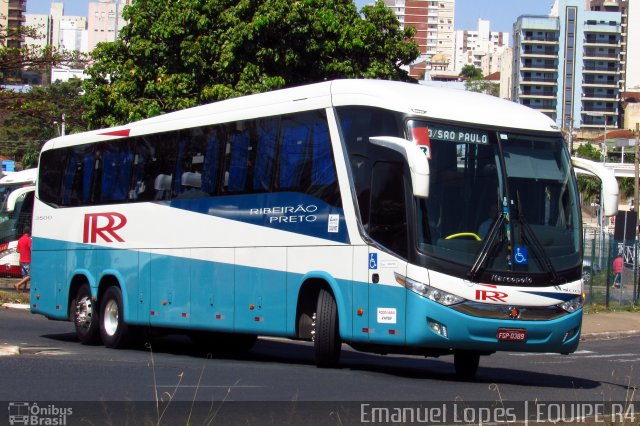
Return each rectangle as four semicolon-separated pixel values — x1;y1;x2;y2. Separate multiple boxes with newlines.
278;121;310;190
226;129;251;193
38;150;65;206
63;148;95;206
100;141;133;203
201;130;222;195
252;118;278;192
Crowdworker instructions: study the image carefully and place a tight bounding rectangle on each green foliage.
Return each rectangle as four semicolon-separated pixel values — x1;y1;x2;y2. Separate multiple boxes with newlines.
577;174;601;206
618;177;634;199
82;0;420;128
459;64;483;80
575;142;602;162
464;79;499;96
0;80;86;165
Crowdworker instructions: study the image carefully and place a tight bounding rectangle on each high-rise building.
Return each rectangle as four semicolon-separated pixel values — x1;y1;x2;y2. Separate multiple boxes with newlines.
25;3;87;53
454;19;508;75
588;0;639;92
383;0;455;78
87;0;131;52
0;0;26;48
511;0;623;132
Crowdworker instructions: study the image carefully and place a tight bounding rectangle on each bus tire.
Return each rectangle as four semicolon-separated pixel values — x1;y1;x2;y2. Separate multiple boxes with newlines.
99;286;130;349
74;283;100;345
314;288;341;368
454;350;480;380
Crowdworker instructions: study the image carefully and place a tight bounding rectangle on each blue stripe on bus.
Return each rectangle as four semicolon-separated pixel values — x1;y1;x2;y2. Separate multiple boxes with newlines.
31;237;581;354
169;192;349;244
521;291;577;302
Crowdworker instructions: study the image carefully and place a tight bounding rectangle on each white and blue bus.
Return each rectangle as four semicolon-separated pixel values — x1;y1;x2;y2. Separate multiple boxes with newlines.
31;79;618;378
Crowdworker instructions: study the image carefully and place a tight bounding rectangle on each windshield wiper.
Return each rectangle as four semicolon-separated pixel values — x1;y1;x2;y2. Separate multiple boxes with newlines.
514;192;560;285
467;212;505;282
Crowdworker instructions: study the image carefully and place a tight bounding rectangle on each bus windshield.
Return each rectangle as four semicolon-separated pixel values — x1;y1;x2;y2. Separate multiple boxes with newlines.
411;120;580;282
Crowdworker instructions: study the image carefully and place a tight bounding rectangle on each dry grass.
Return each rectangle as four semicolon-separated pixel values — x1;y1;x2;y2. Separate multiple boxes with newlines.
0;290;30;304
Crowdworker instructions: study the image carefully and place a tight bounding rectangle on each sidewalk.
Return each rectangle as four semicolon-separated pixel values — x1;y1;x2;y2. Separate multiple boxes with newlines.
2;278;639;340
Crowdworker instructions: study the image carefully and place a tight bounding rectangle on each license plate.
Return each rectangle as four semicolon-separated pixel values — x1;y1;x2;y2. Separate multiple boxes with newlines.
497;328;527;341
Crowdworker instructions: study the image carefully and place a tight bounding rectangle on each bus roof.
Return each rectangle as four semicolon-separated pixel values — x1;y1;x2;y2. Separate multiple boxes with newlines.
41;79;559;151
0;168;37;185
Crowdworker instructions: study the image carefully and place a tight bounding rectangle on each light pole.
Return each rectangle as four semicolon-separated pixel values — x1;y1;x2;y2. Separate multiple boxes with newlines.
585;111;608;263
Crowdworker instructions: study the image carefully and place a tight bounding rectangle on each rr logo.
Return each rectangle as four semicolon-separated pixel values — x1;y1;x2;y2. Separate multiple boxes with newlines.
83;212;127;243
475;289;508;302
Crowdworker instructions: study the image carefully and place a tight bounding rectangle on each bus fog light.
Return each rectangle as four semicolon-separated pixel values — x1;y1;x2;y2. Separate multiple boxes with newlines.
563;327;578;342
559;296;584;313
427;318;448;338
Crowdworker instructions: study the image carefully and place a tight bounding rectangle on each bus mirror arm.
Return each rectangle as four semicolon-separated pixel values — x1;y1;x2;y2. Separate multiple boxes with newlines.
571;156;619;217
369;136;430;198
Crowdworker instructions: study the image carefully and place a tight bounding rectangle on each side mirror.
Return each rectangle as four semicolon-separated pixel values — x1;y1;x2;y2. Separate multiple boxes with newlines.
369;136;430;198
571;156;619;217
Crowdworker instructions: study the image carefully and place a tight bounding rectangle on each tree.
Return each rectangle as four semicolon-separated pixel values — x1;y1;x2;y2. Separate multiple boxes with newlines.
464;79;499;96
459;64;482;80
82;0;420;128
0;24;88;86
0;79;86;167
575;142;601;162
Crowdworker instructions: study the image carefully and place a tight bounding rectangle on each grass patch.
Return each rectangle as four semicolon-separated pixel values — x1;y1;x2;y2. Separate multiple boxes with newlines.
583;303;639;314
0;290;30;305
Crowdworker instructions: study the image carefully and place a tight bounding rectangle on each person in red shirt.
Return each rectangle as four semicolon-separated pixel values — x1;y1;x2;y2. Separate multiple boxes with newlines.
612;255;623;288
15;226;32;292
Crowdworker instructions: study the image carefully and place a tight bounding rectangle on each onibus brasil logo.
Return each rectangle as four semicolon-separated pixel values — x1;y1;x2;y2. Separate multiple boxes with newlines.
8;402;72;425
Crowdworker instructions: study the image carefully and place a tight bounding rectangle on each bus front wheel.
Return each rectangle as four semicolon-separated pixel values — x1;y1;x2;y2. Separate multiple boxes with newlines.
453;350;480;380
99;286;130;349
314;288;341;368
74;283;100;345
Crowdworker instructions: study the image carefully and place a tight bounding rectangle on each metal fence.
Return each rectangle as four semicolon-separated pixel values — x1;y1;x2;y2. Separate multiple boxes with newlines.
583;227;640;307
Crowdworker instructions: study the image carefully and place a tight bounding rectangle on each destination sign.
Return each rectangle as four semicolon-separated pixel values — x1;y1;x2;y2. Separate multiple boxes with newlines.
427;125;489;144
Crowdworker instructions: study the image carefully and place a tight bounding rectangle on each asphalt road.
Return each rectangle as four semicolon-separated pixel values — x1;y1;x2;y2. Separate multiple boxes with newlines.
1;308;639;424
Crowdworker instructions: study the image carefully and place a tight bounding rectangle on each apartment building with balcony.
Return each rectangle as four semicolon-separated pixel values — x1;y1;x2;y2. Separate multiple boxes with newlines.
511;0;622;132
0;0;26;49
383;0;455;78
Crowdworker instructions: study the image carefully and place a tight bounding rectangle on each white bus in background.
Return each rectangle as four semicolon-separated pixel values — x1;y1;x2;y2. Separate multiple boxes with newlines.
31;80;618;379
0;168;36;277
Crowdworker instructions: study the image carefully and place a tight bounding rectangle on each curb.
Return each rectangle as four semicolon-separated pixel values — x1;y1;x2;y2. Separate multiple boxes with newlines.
580;330;640;341
1;303;30;311
0;345;20;356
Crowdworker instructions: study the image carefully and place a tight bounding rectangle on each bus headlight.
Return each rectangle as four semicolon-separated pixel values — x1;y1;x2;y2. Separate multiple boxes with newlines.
395;273;465;306
559;295;584;313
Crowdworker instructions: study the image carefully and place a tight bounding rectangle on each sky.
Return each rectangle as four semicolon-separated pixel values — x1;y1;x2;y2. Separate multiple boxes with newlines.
27;0;555;34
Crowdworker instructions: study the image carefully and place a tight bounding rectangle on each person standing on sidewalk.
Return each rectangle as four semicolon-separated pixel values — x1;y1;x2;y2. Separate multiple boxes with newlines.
612;254;623;288
14;226;31;292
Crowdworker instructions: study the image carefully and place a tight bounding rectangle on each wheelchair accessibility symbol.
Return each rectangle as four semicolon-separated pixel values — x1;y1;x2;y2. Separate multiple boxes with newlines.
369;253;378;270
514;246;528;265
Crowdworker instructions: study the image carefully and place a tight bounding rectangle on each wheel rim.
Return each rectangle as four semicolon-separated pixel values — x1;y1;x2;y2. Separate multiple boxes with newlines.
103;299;119;337
76;297;93;329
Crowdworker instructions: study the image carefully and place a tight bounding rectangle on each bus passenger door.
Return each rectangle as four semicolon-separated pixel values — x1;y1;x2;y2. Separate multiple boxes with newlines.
367;247;407;344
364;160;410;344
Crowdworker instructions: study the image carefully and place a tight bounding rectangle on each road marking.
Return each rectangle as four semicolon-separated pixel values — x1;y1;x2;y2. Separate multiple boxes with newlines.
152;385;266;388
509;350;594;356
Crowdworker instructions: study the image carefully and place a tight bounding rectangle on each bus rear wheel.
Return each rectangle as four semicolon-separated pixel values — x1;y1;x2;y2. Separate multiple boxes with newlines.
314;288;341;368
99;286;131;349
74;283;100;345
453;350;480;380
